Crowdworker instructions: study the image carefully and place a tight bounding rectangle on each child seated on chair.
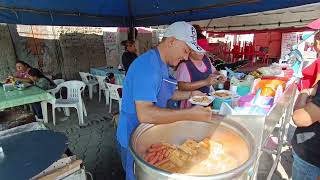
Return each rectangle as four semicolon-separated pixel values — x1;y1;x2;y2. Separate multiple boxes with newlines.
28;68;56;121
106;73;116;84
106;73;122;98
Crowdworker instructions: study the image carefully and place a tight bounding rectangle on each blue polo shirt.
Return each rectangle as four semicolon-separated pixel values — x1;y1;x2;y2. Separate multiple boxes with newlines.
116;49;169;148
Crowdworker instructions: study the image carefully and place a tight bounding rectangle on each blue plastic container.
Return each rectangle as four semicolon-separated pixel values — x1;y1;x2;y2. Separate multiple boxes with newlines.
212;97;232;110
237;86;250;96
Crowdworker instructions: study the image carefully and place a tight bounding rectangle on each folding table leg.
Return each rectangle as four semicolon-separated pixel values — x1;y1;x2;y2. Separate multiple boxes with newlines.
40;101;48;124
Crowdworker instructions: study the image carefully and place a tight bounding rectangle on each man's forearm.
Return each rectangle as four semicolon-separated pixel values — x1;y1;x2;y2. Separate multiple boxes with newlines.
178;80;208;91
138;107;195;124
293;92;314;127
171;90;191;100
294;93;310;111
136;103;206;124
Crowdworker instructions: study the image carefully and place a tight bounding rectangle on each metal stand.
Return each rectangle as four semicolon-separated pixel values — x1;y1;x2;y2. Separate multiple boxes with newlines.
265;86;296;180
227;80;297;180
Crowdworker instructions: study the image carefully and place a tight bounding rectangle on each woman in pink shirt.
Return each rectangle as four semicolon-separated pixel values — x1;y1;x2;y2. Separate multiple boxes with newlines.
176;39;226;108
13;61;32;83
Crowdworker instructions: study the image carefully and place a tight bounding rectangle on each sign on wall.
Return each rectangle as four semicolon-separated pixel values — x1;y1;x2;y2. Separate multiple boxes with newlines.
103;32;118;67
280;32;298;60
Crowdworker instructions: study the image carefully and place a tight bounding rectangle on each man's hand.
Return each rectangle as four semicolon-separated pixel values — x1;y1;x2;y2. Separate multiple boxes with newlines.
189;105;212;121
191;90;206;97
301;83;319;96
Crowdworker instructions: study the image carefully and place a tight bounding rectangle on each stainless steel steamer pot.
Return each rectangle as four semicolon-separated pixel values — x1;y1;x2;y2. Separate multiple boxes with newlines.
130;118;257;180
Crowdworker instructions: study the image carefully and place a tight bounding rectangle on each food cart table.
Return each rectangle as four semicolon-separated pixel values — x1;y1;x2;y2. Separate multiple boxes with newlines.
225;78;297;180
0;86;55;124
90;67;125;85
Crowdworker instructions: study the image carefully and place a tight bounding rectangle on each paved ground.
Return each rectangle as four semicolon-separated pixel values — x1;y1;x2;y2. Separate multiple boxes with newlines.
45;93;295;180
46;96;124;180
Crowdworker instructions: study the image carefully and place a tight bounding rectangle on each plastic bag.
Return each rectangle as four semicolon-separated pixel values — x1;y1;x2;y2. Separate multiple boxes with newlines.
257;67;281;76
233;106;268;115
257;79;286;97
225;67;246;79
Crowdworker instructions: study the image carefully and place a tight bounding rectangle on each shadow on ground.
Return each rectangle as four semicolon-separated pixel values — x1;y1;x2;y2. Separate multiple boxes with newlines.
46;95;124;180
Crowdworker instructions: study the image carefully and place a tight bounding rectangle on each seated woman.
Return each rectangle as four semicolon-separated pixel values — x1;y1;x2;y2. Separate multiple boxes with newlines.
28;68;56;121
13;60;33;83
176;39;226;108
291;81;320;180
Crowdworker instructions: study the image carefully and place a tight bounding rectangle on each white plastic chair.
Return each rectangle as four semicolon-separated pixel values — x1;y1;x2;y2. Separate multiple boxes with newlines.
95;75;110;105
106;83;122;113
79;72;98;100
47;79;65;112
50;79;65;98
50;80;87;126
53;79;65;86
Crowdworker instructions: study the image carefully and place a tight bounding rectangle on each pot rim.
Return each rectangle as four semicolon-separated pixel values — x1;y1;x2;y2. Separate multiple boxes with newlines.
129;119;258;179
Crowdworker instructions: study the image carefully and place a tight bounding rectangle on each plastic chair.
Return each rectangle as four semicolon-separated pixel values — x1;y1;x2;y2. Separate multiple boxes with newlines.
50;80;87;126
48;79;65;112
106;83;122;113
95;75;110;105
53;79;65;86
263;54;270;65
79;72;98;100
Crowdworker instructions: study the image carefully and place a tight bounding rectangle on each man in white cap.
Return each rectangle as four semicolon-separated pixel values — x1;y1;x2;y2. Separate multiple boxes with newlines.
116;21;212;180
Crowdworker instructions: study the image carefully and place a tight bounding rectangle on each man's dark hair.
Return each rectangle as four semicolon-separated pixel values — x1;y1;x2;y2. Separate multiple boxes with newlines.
121;40;135;50
107;73;115;79
28;68;55;86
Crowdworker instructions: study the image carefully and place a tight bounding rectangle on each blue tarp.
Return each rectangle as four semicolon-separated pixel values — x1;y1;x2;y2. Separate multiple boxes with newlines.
0;0;318;27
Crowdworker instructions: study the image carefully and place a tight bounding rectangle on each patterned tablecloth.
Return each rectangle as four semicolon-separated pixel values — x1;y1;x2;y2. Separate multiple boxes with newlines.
90;67;125;85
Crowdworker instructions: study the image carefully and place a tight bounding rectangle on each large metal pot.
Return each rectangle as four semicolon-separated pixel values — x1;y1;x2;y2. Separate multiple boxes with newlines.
129;118;257;180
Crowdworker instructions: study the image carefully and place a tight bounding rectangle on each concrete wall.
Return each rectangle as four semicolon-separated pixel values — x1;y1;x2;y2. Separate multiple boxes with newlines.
0;24;16;80
60;32;106;79
5;25;107;80
0;25;155;80
8;25;62;77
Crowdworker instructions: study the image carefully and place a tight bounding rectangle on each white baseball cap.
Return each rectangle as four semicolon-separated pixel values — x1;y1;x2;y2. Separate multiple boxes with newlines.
163;21;206;53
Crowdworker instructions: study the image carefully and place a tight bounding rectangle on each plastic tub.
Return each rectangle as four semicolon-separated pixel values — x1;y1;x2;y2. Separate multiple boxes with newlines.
212;97;232;110
237;86;250;96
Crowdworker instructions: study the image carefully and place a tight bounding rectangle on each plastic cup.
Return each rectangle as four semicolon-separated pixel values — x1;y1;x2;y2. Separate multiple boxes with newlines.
230;85;238;95
212;98;232;110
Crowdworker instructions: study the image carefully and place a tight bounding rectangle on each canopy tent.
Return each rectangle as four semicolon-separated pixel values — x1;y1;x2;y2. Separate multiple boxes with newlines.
192;2;320;32
0;0;319;27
